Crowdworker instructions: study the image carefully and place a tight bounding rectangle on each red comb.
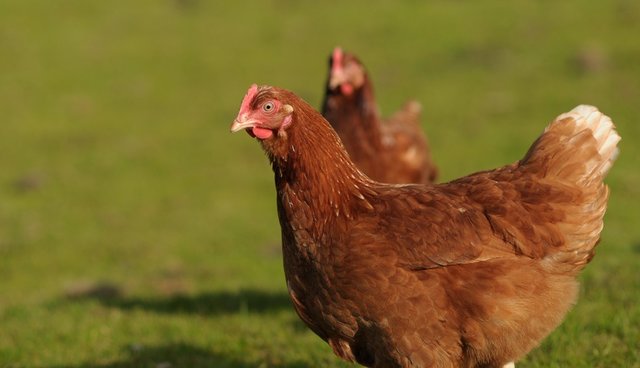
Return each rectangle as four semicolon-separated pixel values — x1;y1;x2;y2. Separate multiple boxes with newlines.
332;47;344;73
239;84;259;117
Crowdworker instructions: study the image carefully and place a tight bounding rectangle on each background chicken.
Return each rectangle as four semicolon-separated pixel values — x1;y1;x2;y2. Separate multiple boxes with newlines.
322;48;438;184
231;84;620;368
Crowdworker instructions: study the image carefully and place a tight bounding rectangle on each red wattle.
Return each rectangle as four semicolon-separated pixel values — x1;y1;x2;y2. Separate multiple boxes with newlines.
252;126;273;139
341;84;354;96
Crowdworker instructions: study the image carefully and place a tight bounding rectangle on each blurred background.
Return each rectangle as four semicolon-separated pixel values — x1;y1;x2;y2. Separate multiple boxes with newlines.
0;1;638;367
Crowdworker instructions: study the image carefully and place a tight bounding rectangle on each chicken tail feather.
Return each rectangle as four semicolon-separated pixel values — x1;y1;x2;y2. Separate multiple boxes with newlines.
522;105;620;273
522;105;620;183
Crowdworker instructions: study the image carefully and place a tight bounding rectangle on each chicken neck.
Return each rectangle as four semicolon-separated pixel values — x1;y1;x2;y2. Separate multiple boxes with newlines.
264;105;374;241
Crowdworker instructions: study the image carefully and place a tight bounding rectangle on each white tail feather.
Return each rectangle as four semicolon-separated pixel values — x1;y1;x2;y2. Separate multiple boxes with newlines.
555;105;621;178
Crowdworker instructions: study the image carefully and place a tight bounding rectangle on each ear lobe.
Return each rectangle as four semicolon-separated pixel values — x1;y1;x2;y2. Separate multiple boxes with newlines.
277;105;294;138
281;115;292;130
280;105;294;130
276;115;291;139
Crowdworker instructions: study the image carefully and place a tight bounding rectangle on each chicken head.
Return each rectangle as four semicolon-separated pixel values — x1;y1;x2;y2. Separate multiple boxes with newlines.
230;84;294;140
329;47;366;96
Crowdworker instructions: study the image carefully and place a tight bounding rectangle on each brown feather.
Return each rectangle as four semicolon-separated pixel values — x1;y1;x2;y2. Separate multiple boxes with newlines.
232;86;620;367
321;50;438;184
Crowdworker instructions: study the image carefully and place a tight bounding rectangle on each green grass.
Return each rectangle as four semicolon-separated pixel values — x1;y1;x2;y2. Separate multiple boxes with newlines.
1;1;639;367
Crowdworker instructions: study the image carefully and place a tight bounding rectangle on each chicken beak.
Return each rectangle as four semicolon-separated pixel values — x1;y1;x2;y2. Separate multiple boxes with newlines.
230;117;258;133
329;70;346;90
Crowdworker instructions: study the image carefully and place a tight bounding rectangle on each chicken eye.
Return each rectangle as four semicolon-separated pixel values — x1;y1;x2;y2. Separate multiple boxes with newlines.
263;102;275;113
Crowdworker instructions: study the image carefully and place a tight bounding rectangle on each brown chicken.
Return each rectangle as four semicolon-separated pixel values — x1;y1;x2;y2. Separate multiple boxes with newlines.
322;48;438;184
230;84;620;368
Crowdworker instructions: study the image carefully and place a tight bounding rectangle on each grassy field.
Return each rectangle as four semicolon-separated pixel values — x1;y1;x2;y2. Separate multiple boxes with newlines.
1;1;639;367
